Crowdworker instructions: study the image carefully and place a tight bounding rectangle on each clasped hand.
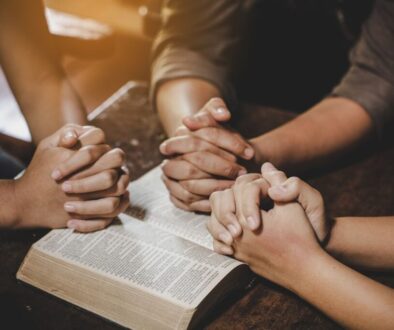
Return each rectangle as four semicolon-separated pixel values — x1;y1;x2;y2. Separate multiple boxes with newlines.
160;97;256;212
207;162;332;290
14;124;130;232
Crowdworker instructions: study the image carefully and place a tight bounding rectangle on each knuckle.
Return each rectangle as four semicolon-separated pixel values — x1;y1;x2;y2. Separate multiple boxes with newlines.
202;127;219;141
183;191;195;204
192;137;202;150
209;190;221;203
82;146;96;162
208;97;225;108
186;164;198;177
288;176;301;189
95;128;106;142
223;165;238;178
182;180;195;192
235;173;258;185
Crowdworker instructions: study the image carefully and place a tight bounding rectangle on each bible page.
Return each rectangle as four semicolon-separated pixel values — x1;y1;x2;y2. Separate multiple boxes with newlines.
33;221;242;309
121;166;213;250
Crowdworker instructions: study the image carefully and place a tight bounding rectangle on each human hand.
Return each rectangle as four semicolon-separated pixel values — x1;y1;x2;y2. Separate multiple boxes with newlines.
208;162;331;254
232;201;322;291
208;173;323;290
15;125;129;232
160;98;254;212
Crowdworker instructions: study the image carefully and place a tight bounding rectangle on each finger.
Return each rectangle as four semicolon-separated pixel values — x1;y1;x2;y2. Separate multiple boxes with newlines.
210;189;242;238
183;97;231;130
189;199;211;213
213;239;234;255
78;127;106;146
62;169;119;194
193;127;254;160
182;151;246;179
56;125;105;149
160;135;236;162
162;175;205;204
268;176;325;234
71;148;126;180
206;212;234;245
261;162;288;186
161;159;211;180
86;172;129;198
239;178;270;231
66;192;130;218
233;174;264;228
57;127;79;148
169;195;191;211
179;179;234;196
174;125;190;136
64;196;121;216
51;144;111;180
67;218;113;233
43;124;84;149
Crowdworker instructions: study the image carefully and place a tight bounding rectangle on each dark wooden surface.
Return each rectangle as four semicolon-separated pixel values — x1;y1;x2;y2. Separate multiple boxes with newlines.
1;82;393;329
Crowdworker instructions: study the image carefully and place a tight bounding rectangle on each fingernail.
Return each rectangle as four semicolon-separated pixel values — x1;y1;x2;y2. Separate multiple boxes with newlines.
51;169;62;180
62;182;72;192
219;232;233;245
65;130;77;140
161;159;168;167
227;224;239;236
159;142;167;153
215;107;228;115
67;220;77;229
238;169;247;176
247;216;259;230
243;147;254;159
261;162;275;171
64;203;76;212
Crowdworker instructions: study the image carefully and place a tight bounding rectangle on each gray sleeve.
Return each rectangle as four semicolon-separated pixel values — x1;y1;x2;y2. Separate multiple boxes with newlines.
150;0;242;110
332;0;394;138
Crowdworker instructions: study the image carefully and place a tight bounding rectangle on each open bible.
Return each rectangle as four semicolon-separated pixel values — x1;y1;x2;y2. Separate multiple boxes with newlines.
17;166;253;329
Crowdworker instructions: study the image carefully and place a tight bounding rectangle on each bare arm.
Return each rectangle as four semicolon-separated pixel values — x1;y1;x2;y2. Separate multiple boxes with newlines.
326;216;394;271
0;0;86;144
209;169;394;330
292;249;394;330
156;78;220;136
151;0;241;137
0;181;18;227
250;97;373;172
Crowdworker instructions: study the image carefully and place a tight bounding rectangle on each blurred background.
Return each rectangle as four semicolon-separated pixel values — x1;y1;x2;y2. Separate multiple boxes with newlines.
0;0;161;142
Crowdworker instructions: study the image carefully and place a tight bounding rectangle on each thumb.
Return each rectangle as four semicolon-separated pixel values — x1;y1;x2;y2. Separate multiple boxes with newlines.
183;97;231;131
41;125;84;149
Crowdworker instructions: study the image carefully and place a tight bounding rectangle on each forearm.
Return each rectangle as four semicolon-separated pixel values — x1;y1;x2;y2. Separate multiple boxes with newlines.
326;216;394;271
15;76;86;143
156;78;220;136
0;0;86;144
291;250;394;329
250;97;373;173
0;180;19;228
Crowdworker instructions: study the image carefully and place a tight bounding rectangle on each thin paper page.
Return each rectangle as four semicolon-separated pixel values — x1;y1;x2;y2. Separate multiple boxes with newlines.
123;166;213;250
34;222;242;308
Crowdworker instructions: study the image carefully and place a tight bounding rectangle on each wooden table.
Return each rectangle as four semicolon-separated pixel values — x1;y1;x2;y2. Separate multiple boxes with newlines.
1;82;393;329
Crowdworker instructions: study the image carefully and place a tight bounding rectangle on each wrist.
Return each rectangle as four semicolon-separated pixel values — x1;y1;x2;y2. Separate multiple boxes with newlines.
13;177;30;228
249;131;289;168
285;247;329;295
0;180;20;228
